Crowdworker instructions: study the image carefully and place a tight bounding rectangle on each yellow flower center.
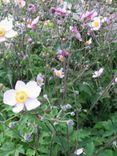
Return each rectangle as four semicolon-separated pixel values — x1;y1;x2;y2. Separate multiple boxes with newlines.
92;20;100;28
15;90;28;103
0;27;6;37
56;71;62;77
59;55;65;62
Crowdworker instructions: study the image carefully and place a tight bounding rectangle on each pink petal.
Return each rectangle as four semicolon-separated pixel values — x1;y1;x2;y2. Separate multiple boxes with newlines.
12;103;24;113
15;80;26;90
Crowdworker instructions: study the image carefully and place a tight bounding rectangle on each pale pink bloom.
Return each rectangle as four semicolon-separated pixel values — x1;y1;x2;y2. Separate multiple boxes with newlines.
27;16;39;31
3;81;41;113
81;11;97;22
92;68;104;78
15;0;26;8
53;68;64;78
36;74;44;87
106;0;112;4
70;26;82;41
0;18;18;42
2;0;10;4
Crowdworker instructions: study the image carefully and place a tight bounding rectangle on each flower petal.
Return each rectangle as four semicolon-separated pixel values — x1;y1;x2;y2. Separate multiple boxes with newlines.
5;30;18;38
15;80;26;90
3;89;16;106
25;81;41;98
0;37;6;42
25;98;41;111
12;103;24;113
0;18;13;31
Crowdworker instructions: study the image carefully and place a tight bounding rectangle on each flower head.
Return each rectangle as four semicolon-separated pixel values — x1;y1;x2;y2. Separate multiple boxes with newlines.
0;17;18;42
92;68;104;78
3;80;41;113
70;26;82;41
26;16;39;31
15;0;26;8
36;73;44;87
57;49;69;62
53;68;64;78
90;17;101;31
2;0;10;4
81;11;97;22
27;3;37;13
51;7;69;17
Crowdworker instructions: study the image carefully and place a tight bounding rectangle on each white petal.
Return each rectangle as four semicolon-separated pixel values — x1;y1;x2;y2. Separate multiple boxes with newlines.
25;98;41;111
5;30;18;38
0;37;6;42
12;103;24;113
25;81;41;98
3;89;16;106
74;148;84;155
0;18;13;31
15;80;26;91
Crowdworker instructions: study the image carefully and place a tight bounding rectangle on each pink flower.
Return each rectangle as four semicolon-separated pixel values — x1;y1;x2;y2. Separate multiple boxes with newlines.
51;7;69;17
3;81;41;113
27;16;39;31
70;26;82;41
81;11;97;22
27;3;37;13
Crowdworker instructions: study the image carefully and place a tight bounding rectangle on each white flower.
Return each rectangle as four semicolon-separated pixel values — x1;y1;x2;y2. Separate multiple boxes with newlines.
74;148;84;155
90;17;101;31
0;17;18;42
92;68;104;78
3;80;41;113
53;68;64;78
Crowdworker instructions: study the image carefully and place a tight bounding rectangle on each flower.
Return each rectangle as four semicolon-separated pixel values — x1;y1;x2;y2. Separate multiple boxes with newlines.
26;16;39;31
70;26;82;41
51;7;69;17
57;49;69;62
53;68;64;78
15;0;26;8
0;17;18;42
92;68;104;78
74;148;84;155
3;80;41;113
81;11;97;22
27;3;37;13
67;119;74;126
90;17;101;31
36;73;44;86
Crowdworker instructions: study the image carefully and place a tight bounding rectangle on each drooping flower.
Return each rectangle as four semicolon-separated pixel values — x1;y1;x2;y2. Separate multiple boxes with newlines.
74;148;84;155
81;10;97;22
57;49;69;62
3;81;41;113
0;17;18;42
51;7;69;17
15;0;26;8
26;16;39;31
70;26;82;41
90;17;101;31
53;68;64;78
36;73;44;87
92;68;104;78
